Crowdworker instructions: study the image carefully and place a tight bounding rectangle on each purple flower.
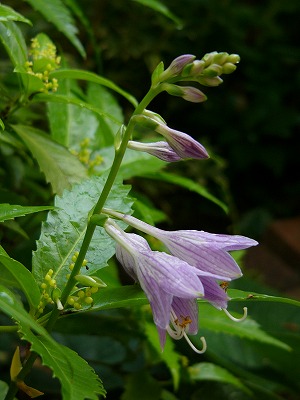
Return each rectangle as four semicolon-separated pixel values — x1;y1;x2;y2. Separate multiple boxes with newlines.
163;84;207;103
159;54;196;81
104;213;257;351
104;219;219;351
127;140;181;162
104;212;258;282
155;121;209;160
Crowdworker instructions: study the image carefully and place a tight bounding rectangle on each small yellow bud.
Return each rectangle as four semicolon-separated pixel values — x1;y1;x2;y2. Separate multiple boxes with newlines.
49;279;56;287
45;274;51;281
67;296;75;305
90;287;99;294
69;263;75;271
77;290;85;298
74;302;81;310
41;282;47;289
84;297;93;305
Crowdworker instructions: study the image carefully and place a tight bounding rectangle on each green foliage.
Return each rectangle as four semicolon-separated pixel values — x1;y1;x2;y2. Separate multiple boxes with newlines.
0;1;299;399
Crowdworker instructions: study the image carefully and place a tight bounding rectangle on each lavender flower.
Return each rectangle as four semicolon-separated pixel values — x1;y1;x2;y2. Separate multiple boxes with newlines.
159;54;196;81
128;140;181;162
155;120;209;160
162;83;207;103
104;213;257;351
131;114;209;160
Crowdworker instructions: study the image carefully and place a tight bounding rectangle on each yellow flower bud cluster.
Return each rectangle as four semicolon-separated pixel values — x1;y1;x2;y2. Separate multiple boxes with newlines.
70;138;103;174
67;286;98;310
25;36;61;93
37;268;57;315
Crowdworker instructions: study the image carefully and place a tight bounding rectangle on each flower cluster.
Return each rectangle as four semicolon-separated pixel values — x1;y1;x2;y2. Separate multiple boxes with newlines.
127;52;239;163
103;211;258;352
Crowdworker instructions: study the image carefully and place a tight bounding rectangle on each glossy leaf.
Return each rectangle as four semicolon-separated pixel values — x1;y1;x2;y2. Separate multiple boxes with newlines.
12;125;87;195
0;4;32;25
143;171;228;213
32;176;133;287
131;0;182;28
0;21;27;67
0;285;106;399
24;0;85;57
0;203;53;222
0;255;40;310
189;362;251;394
91;285;147;311
48;81;122;149
50;68;138;107
96;146;165;179
198;302;291;351
33;92;122;125
228;288;300;308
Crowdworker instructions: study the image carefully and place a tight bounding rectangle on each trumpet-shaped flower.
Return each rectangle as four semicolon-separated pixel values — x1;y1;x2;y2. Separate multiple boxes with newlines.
104;215;256;351
104;219;227;351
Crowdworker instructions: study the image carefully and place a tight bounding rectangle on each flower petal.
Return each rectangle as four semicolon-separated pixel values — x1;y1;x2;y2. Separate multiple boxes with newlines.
172;297;199;335
201;277;229;309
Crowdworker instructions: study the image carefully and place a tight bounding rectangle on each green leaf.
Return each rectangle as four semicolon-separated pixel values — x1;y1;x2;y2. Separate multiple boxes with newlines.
24;0;85;57
97;147;166;179
48;81;123;148
0;203;53;222
12;125;88;195
144;321;181;390
121;370;161;400
32;176;133;287
50;68;138;107
131;0;182;28
33;92;123;125
0;255;40;310
189;362;251;394
0;285;106;399
143;171;228;213
91;285;147;311
0;118;4;130
0;4;32;25
0;21;27;67
228;288;300;308
198;302;291;351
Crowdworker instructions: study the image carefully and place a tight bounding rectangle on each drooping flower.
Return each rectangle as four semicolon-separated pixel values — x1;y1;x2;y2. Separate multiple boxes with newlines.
104;218;225;351
103;214;257;351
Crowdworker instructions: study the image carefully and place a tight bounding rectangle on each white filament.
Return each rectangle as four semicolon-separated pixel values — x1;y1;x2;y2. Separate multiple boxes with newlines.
223;306;247;322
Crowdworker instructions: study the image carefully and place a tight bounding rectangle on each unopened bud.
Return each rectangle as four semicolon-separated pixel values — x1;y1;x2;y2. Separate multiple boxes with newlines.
75;274;107;288
203;64;223;78
222;63;237;74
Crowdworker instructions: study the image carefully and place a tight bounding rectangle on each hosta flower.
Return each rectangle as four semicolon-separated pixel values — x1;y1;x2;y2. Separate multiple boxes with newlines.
103;211;258;283
131;114;209;160
128;140;181;162
104;214;257;352
104;219;226;352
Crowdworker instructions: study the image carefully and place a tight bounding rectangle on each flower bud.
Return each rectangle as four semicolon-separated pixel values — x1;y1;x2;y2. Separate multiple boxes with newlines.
159;54;196;81
128;140;181;162
222;62;237;74
202;64;223;78
75;274;107;288
227;54;240;64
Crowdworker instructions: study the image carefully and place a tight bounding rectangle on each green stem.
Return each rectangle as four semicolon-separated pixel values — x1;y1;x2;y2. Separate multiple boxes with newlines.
4;84;162;400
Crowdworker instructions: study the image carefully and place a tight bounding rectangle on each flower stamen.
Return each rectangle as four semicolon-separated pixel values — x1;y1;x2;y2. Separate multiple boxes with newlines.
223;306;247;322
167;309;207;353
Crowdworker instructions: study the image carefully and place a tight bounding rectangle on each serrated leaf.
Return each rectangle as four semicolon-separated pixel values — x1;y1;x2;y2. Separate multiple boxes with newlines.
12;125;87;195
131;0;182;28
198;303;291;351
0;255;40;310
0;203;53;222
144;171;228;213
0;4;32;25
189;362;251;394
24;0;85;57
0;285;106;399
33;176;133;287
50;68;138;107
